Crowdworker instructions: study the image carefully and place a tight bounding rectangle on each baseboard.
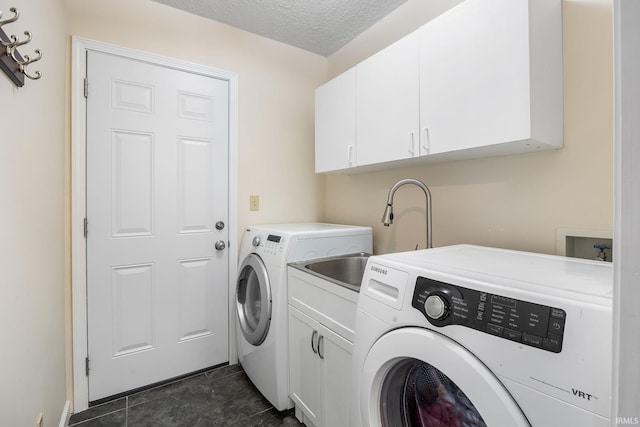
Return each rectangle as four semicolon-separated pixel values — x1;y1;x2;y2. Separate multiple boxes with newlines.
59;400;71;427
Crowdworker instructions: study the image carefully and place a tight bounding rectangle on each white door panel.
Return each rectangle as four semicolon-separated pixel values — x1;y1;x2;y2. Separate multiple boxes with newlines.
288;307;322;426
356;31;420;166
320;324;353;427
419;0;530;154
86;51;229;401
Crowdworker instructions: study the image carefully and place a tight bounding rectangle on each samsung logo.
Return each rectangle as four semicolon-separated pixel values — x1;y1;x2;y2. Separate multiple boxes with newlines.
370;265;388;275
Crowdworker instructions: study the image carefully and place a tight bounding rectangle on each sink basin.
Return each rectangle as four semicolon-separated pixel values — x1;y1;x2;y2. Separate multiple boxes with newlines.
290;253;370;292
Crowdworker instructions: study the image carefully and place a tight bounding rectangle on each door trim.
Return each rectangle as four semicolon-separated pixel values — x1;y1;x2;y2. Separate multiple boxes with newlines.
71;36;239;412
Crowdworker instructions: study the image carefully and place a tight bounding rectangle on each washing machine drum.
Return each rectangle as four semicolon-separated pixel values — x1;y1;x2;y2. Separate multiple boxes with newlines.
236;254;272;346
381;359;488;426
360;328;530;427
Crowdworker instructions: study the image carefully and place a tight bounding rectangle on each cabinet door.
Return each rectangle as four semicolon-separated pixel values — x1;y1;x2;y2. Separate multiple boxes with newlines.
356;31;420;166
419;0;532;155
315;68;356;173
319;325;353;427
288;307;322;426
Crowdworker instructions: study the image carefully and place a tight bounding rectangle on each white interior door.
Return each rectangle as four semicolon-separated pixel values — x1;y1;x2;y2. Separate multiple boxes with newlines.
86;50;229;401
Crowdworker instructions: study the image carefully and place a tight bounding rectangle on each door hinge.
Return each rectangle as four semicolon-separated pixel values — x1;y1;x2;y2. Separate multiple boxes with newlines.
84;77;88;98
85;357;90;376
83;218;88;238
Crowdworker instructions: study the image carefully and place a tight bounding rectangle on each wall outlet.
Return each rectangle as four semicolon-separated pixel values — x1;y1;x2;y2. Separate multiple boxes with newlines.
36;412;43;427
249;195;259;211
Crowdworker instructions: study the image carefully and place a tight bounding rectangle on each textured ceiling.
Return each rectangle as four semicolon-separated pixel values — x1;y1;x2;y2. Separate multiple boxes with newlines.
151;0;408;56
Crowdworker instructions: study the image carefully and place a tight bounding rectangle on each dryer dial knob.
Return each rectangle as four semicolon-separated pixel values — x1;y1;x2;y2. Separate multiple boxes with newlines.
424;295;448;320
252;236;261;247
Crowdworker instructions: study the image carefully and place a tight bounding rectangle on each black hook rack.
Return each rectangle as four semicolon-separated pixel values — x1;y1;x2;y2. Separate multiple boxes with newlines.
0;7;42;87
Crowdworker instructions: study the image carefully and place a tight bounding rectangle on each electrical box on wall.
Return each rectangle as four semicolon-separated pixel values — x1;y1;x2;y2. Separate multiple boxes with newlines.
556;228;613;263
249;195;259;211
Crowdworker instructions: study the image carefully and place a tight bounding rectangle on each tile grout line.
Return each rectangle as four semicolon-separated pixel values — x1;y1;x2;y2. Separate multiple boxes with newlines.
67;408;124;427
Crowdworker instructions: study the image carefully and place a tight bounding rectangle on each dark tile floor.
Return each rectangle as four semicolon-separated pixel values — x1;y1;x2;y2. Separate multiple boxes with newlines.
68;364;304;427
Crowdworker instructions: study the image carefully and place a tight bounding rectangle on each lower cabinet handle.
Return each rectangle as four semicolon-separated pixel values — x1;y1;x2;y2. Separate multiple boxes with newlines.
318;334;325;359
311;330;318;354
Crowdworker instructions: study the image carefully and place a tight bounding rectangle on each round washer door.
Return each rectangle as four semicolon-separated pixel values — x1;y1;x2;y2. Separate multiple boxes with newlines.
360;327;530;427
236;254;272;346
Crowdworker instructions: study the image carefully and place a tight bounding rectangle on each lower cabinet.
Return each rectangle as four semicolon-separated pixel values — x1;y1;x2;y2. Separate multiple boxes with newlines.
288;306;353;427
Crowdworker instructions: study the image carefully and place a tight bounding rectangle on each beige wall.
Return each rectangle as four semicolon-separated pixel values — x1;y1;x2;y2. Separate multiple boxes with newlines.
65;0;327;242
0;0;67;425
322;0;614;256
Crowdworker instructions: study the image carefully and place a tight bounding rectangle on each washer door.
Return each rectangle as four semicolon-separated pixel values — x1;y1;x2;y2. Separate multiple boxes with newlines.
360;328;530;427
236;254;272;346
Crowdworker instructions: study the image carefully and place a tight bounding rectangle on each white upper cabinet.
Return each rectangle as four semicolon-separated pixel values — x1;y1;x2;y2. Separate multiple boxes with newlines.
314;68;356;173
314;0;562;174
418;0;563;157
356;32;420;167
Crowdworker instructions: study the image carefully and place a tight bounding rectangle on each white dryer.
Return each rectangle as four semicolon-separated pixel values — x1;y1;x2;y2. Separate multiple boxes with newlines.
352;245;612;427
235;223;372;411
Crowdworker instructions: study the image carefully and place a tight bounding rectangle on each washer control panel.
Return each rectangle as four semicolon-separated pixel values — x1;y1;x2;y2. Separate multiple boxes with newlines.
247;232;286;258
258;234;285;256
412;277;566;353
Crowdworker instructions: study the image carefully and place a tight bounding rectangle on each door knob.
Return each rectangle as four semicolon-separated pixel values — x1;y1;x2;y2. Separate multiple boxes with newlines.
214;240;226;251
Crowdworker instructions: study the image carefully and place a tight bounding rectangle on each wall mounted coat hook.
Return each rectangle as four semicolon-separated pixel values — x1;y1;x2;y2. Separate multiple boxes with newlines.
11;30;30;49
8;30;30;58
19;49;41;80
0;7;42;87
15;48;41;66
0;7;19;27
22;67;40;80
0;33;17;49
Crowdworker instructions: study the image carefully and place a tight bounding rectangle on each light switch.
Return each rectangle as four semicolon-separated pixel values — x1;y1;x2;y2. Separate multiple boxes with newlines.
250;195;259;211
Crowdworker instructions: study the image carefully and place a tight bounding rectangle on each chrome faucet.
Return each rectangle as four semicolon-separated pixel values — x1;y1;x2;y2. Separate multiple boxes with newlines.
381;178;433;249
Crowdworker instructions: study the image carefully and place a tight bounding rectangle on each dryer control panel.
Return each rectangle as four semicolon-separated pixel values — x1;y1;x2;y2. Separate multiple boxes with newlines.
412;277;566;353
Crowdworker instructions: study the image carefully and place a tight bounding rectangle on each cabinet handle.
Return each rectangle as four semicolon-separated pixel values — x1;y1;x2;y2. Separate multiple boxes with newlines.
422;127;430;155
318;334;325;359
408;132;416;156
347;145;354;166
311;330;319;354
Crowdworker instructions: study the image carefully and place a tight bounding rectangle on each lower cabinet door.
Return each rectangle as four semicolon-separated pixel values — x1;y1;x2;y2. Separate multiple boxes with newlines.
289;307;322;426
319;324;353;427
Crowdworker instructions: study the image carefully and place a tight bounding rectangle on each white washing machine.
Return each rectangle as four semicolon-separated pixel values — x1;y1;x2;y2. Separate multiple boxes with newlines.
235;223;372;411
352;244;613;427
